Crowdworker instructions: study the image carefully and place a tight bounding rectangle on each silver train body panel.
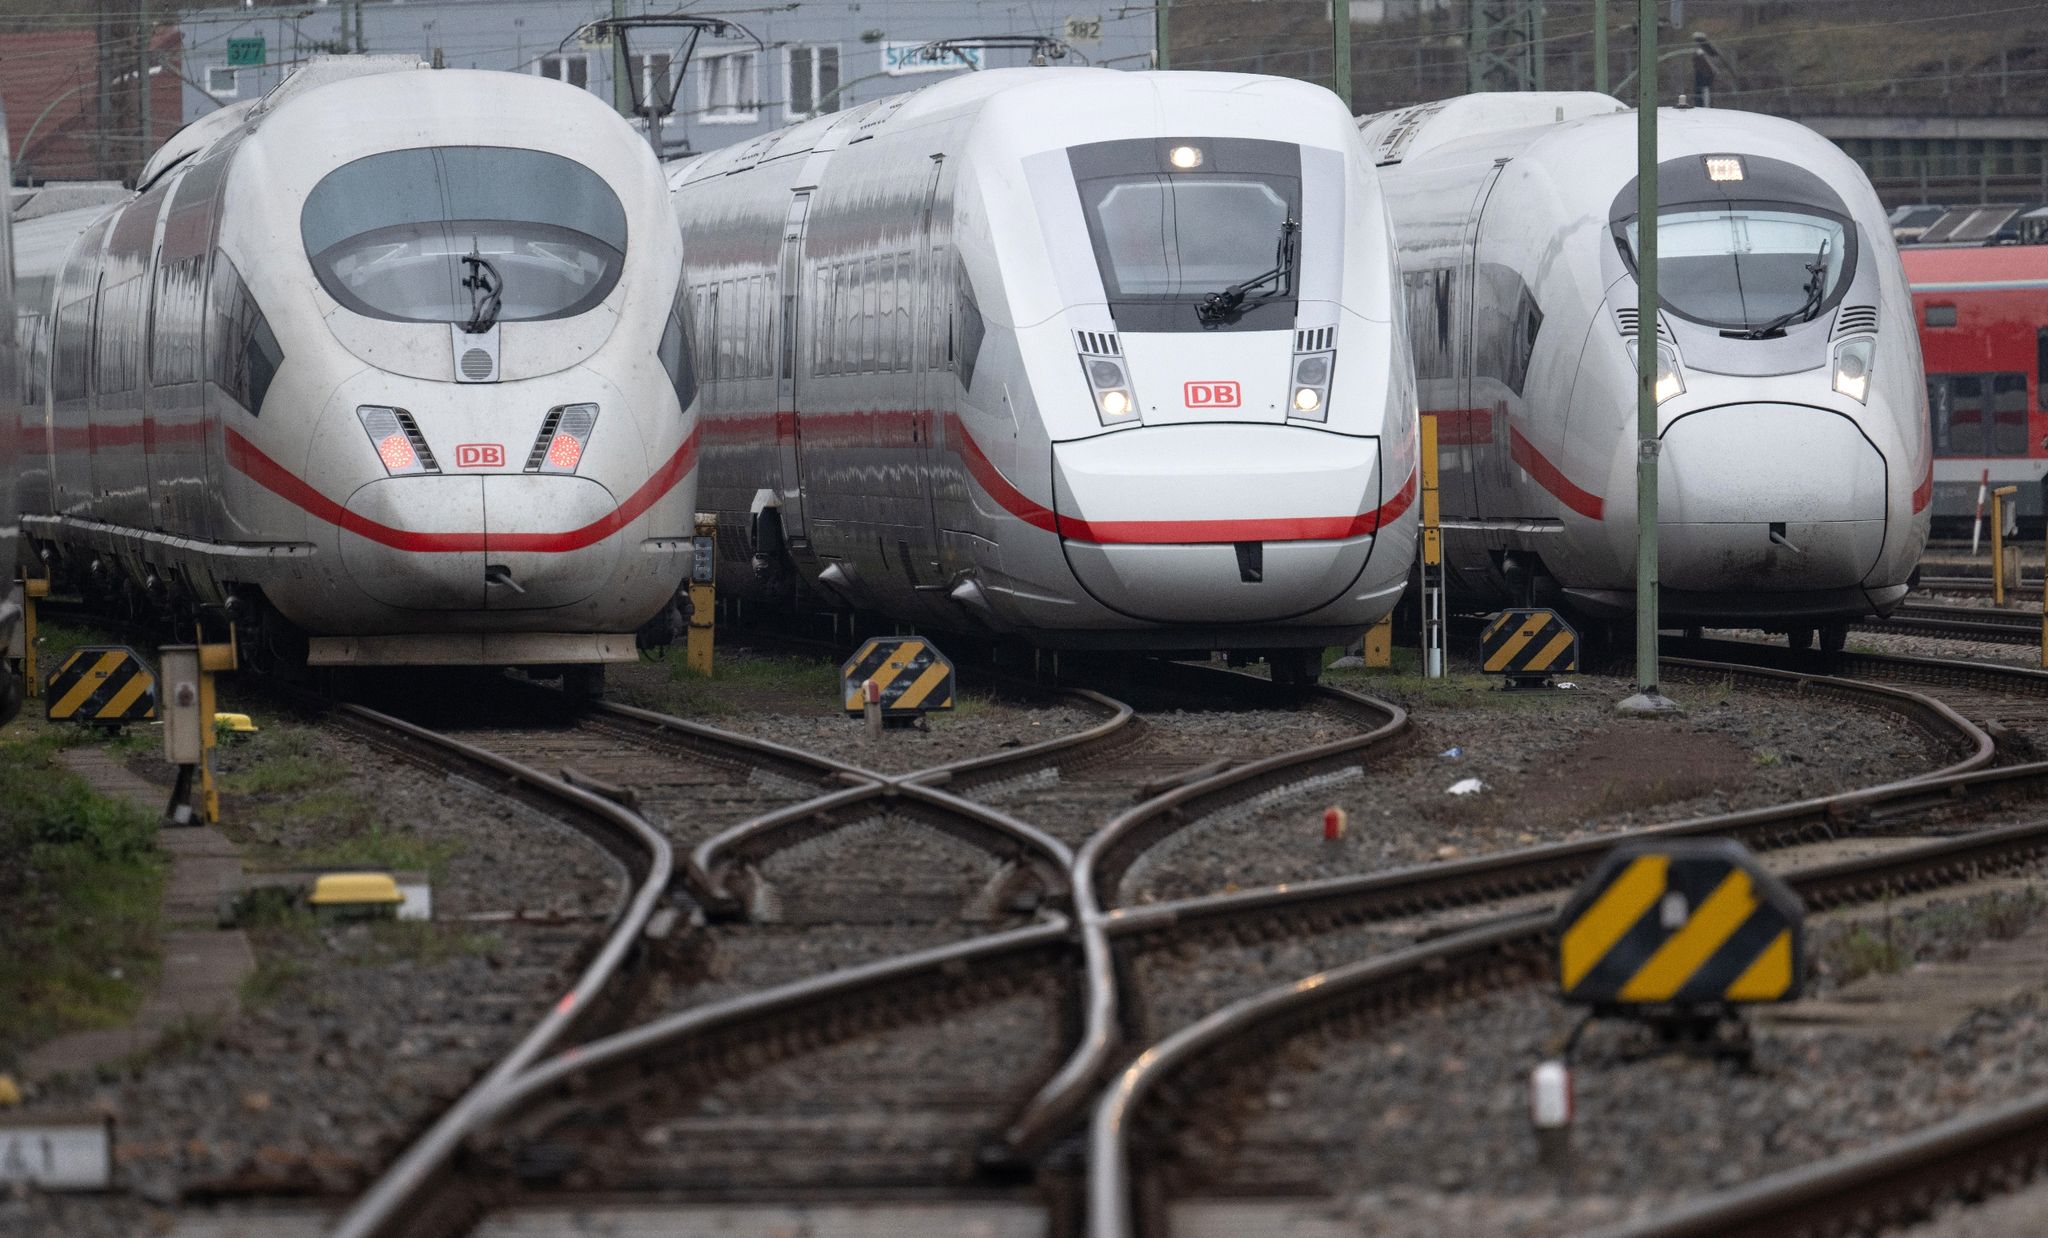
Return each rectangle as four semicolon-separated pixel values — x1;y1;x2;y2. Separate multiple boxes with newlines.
16;62;696;665
1361;94;1929;624
671;69;1419;651
2;108;23;722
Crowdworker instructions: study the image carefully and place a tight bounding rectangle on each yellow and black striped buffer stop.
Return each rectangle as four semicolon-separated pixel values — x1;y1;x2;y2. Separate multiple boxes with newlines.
1558;839;1805;1007
1480;608;1579;677
44;646;158;725
841;636;955;715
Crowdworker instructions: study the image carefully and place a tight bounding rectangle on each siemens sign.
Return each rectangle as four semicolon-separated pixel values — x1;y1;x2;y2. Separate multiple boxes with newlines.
881;41;983;75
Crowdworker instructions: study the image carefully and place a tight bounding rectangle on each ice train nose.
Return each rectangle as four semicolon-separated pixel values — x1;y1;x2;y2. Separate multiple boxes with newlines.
1656;404;1886;592
338;475;621;611
1051;424;1388;624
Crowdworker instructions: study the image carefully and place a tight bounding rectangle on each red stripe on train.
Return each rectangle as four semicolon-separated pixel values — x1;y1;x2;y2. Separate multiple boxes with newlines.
223;426;699;554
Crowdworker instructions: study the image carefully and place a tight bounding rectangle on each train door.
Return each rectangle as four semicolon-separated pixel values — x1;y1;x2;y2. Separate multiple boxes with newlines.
775;192;811;549
911;156;946;576
1460;160;1508;524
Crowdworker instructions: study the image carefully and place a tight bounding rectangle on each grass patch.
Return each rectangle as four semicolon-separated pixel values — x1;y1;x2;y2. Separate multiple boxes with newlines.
0;721;166;1068
291;825;457;880
360;920;500;965
1753;749;1783;768
219;726;350;796
239;956;312;1009
649;648;844;716
1822;888;2048;987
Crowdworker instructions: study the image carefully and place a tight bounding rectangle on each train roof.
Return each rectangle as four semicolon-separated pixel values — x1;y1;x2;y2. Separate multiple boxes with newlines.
1901;243;2048;290
670;68;1355;188
1356;92;1627;165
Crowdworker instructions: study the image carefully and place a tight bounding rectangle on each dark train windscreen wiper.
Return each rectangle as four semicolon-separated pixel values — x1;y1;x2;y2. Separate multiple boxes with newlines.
461;249;503;334
1740;238;1830;339
1196;217;1299;327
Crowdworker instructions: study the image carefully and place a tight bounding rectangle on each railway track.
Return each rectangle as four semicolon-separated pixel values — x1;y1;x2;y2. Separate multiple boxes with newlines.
326;659;1408;1236
1862;600;2044;646
41;601;2036;1235
1082;651;2048;1237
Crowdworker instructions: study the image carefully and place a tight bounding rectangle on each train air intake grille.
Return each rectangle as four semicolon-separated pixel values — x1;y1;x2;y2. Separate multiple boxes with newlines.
460;348;496;381
1073;330;1122;356
1833;305;1879;337
1614;308;1671;340
395;410;439;471
524;408;564;472
1294;327;1336;352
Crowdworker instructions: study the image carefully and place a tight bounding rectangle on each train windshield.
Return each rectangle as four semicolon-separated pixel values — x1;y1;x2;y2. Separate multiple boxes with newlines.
302;147;627;325
1622;207;1852;335
1080;176;1294;297
1069;137;1303;331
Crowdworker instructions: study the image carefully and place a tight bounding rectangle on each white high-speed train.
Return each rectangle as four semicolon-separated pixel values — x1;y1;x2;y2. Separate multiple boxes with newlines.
1360;94;1929;650
17;58;697;687
669;68;1419;680
2;109;23;723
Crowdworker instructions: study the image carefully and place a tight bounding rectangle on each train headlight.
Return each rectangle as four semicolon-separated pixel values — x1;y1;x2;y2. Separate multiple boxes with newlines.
1168;145;1204;170
1077;348;1141;425
1832;337;1875;404
357;406;437;476
1289;349;1334;422
1627;340;1686;405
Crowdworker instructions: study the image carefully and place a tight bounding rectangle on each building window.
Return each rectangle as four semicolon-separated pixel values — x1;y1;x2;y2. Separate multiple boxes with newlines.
206;66;239;97
537;54;590;90
787;45;841;120
699;50;759;123
629;53;672;110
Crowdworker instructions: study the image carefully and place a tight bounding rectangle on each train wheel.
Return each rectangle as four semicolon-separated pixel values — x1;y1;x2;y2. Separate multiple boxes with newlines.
561;665;606;700
1786;627;1815;651
1269;648;1324;686
1819;623;1848;653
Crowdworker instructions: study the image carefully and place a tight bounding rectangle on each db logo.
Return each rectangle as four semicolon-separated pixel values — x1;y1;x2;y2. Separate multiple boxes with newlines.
455;444;504;468
1184;381;1241;409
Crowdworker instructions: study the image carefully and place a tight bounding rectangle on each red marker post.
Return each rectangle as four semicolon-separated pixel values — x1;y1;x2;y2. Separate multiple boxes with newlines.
1322;806;1347;841
862;678;883;738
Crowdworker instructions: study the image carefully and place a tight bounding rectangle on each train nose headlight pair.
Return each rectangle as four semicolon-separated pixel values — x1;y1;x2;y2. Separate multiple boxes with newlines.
1078;349;1141;425
1832;337;1875;404
1289;350;1334;422
1626;340;1686;405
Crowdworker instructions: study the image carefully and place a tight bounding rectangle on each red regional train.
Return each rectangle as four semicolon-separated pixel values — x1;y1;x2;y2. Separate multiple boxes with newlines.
1904;244;2048;520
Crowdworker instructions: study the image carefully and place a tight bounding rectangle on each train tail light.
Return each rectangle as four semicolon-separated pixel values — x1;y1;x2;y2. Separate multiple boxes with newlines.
1832;337;1874;403
527;404;598;475
357;406;437;476
1075;335;1140;426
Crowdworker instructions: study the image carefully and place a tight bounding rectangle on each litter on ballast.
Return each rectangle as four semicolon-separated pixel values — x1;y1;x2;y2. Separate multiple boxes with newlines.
1440;746;1463;759
1447;778;1487;796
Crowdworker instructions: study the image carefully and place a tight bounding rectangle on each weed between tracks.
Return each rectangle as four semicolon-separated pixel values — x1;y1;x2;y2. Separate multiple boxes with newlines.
1819;887;2048;988
0;721;166;1070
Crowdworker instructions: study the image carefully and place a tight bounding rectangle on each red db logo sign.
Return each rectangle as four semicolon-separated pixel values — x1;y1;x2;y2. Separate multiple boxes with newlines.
1184;381;1241;409
455;444;504;468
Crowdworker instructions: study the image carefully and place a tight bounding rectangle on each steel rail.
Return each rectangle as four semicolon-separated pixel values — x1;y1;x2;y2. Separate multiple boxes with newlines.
686;778;1076;913
1005;673;1410;1155
1673;635;2048;696
1092;814;2048;1238
339;677;1133;1236
1589;1087;2048;1237
325;703;675;1238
